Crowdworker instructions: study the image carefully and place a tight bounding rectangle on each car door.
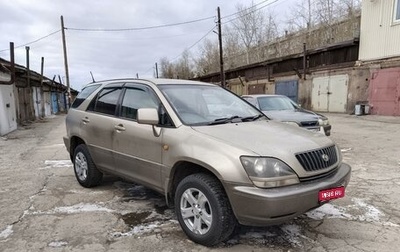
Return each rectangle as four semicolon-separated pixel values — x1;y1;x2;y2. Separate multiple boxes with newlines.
112;84;164;191
82;84;123;172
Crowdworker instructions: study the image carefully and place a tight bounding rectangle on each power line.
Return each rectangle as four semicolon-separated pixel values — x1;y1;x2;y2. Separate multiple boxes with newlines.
221;0;271;20
0;29;61;52
223;0;282;25
170;25;216;62
65;16;215;32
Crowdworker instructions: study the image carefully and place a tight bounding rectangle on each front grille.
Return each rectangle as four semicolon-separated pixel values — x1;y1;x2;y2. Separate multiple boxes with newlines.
300;121;318;127
296;145;337;172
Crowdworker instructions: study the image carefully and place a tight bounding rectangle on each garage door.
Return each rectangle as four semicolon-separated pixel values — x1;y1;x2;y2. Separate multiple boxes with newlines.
369;68;400;116
312;75;348;112
275;80;298;102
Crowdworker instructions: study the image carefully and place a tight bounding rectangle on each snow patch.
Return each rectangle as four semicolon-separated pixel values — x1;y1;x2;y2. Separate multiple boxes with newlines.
281;224;302;246
48;241;68;247
44;160;72;168
341;148;352;152
306;199;399;227
306;203;351;220
51;203;113;214
31;203;113;215
0;225;13;239
351;198;382;222
112;222;161;237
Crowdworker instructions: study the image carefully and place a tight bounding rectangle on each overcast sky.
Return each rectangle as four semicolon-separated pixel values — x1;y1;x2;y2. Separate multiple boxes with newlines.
0;0;294;90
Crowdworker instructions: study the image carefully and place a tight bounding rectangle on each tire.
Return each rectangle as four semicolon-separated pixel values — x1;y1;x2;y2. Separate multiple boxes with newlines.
175;173;236;246
73;144;103;188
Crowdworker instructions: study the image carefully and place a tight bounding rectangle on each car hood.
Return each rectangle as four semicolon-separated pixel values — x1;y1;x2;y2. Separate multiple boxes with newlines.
262;109;322;122
192;120;333;156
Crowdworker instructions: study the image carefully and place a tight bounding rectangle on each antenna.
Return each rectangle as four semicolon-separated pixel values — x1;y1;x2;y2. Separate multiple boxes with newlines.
90;71;95;82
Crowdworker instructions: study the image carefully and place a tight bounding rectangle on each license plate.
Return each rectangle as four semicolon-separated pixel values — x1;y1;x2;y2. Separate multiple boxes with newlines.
318;187;345;201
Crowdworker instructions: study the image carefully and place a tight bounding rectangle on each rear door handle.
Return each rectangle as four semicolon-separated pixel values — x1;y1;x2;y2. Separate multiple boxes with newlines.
114;124;126;132
82;117;90;124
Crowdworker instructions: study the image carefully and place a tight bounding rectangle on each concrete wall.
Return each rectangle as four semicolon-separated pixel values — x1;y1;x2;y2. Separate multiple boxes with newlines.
225;16;361;70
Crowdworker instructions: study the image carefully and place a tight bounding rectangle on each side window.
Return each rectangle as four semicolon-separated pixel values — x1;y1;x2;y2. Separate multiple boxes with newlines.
120;88;158;120
89;88;122;115
71;84;101;108
396;0;400;22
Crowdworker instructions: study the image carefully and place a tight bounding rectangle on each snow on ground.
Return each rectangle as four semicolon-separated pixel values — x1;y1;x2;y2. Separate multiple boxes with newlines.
43;160;72;168
30;203;114;215
0;225;13;239
111;222;162;237
48;241;68;247
306;198;399;227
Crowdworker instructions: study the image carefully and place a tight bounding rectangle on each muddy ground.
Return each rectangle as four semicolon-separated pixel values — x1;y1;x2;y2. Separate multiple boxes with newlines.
0;114;399;252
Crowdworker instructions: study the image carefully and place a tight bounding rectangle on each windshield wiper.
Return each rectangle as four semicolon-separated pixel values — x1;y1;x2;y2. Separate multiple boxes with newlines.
208;115;264;125
241;114;264;122
208;116;241;125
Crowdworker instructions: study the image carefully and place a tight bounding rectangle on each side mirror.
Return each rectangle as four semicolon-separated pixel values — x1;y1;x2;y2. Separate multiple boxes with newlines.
137;108;159;125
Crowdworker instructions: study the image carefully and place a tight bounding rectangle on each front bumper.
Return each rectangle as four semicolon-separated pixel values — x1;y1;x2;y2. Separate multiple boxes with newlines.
224;162;351;226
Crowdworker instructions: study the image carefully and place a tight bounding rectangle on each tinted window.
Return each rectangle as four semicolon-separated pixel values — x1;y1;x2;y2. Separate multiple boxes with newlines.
92;88;122;115
396;0;400;21
71;84;101;108
121;88;158;120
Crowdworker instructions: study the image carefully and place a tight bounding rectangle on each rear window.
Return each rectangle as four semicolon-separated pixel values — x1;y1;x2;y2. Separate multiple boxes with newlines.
71;84;101;108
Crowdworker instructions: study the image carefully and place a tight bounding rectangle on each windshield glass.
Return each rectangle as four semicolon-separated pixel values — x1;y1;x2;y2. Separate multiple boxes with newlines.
159;84;262;125
257;96;298;111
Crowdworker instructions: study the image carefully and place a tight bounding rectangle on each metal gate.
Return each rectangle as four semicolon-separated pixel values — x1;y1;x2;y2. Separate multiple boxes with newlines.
312;75;348;112
275;80;298;102
369;68;400;116
51;92;58;114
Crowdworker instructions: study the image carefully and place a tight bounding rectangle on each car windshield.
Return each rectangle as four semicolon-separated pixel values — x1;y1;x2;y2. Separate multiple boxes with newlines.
159;84;263;125
257;96;298;111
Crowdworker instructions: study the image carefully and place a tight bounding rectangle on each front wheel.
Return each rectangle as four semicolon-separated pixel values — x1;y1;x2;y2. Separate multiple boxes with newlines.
73;144;103;188
175;173;236;246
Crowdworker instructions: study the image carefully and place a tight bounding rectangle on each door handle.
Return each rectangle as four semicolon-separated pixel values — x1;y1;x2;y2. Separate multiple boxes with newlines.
82;117;90;124
114;124;126;132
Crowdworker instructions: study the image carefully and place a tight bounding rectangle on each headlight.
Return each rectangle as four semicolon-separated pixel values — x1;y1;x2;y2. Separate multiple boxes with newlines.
318;118;329;126
240;157;299;188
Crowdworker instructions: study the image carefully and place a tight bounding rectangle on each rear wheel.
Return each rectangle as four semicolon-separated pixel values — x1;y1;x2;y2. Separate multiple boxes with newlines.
73;144;102;187
175;173;236;246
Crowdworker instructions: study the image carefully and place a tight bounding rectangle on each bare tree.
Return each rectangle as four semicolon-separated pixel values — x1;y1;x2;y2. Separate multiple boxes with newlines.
174;50;194;80
195;38;220;75
287;0;315;31
230;2;267;64
222;26;243;69
337;0;361;18
159;57;174;79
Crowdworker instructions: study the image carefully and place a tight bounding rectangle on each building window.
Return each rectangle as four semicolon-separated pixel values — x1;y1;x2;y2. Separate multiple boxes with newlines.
395;0;400;21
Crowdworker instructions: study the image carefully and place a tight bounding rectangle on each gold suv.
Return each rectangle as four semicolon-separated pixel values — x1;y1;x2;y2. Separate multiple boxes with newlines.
63;78;351;246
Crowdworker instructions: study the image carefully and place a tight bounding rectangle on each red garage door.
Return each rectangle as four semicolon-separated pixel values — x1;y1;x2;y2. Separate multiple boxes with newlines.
369;68;400;116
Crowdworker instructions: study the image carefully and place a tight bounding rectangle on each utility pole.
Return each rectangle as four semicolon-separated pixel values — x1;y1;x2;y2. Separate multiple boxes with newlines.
40;57;46;117
303;43;307;80
25;46;30;121
136;73;139;78
60;15;71;108
217;7;225;88
155;62;159;78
